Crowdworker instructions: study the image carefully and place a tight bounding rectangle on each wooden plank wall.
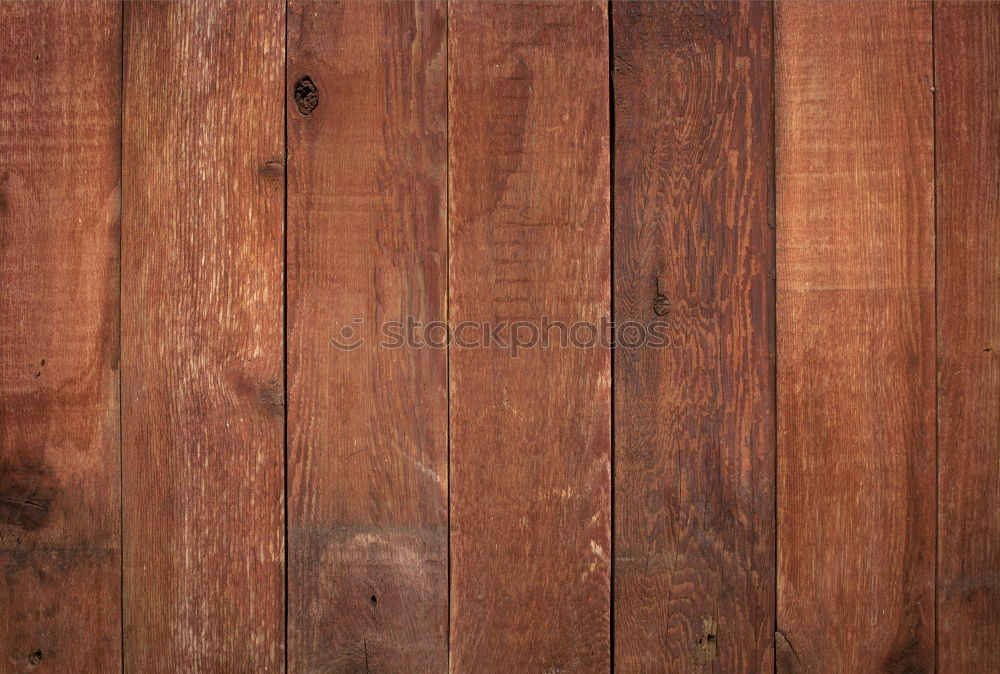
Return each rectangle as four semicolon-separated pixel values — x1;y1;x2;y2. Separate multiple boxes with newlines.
613;2;775;670
1;1;998;672
775;1;936;670
286;1;449;671
0;2;122;671
121;1;286;669
448;2;612;670
936;2;1000;671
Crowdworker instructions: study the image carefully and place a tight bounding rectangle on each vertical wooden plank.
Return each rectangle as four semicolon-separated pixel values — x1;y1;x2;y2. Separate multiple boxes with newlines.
936;2;1000;671
121;2;285;669
286;2;448;671
775;2;935;670
0;2;121;671
613;2;775;671
449;2;611;670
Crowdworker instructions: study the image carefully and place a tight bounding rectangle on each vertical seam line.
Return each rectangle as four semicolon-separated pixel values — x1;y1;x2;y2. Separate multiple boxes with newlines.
282;1;290;671
119;1;127;670
931;2;940;671
445;2;452;671
607;2;616;671
771;2;780;672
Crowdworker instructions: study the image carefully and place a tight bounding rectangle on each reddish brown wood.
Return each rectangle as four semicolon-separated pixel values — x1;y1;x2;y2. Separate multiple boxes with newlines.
775;2;936;670
613;2;775;670
448;2;611;670
286;1;449;671
0;3;122;670
936;2;1000;671
121;2;285;669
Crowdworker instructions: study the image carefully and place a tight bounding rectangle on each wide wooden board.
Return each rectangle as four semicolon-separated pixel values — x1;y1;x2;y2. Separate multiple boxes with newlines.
0;2;122;671
613;2;775;670
121;2;286;669
448;2;612;670
775;2;936;670
286;1;449;670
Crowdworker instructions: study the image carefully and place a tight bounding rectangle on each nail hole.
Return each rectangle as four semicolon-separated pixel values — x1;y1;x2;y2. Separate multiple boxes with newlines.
28;650;42;666
370;594;377;605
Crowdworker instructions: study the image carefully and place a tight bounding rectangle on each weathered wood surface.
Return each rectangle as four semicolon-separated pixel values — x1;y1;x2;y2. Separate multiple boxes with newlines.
613;1;775;671
286;1;449;671
448;2;612;670
0;2;122;671
936;2;1000;671
775;2;936;670
121;1;286;670
2;3;999;669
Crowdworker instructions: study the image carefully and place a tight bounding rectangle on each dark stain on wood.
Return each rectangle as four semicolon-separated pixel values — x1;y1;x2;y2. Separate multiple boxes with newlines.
883;631;930;674
775;629;802;673
0;467;56;531
0;170;8;216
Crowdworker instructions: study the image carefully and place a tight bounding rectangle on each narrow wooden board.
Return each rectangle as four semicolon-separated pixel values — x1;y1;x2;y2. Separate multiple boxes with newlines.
936;2;1000;671
613;2;775;670
448;2;611;670
286;2;449;671
121;2;285;669
0;2;122;670
775;2;935;670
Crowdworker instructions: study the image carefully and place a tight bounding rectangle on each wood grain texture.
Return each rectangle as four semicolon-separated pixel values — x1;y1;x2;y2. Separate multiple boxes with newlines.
286;1;448;671
449;2;611;670
775;2;935;671
936;2;1000;671
613;2;775;671
0;3;121;671
121;2;285;670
